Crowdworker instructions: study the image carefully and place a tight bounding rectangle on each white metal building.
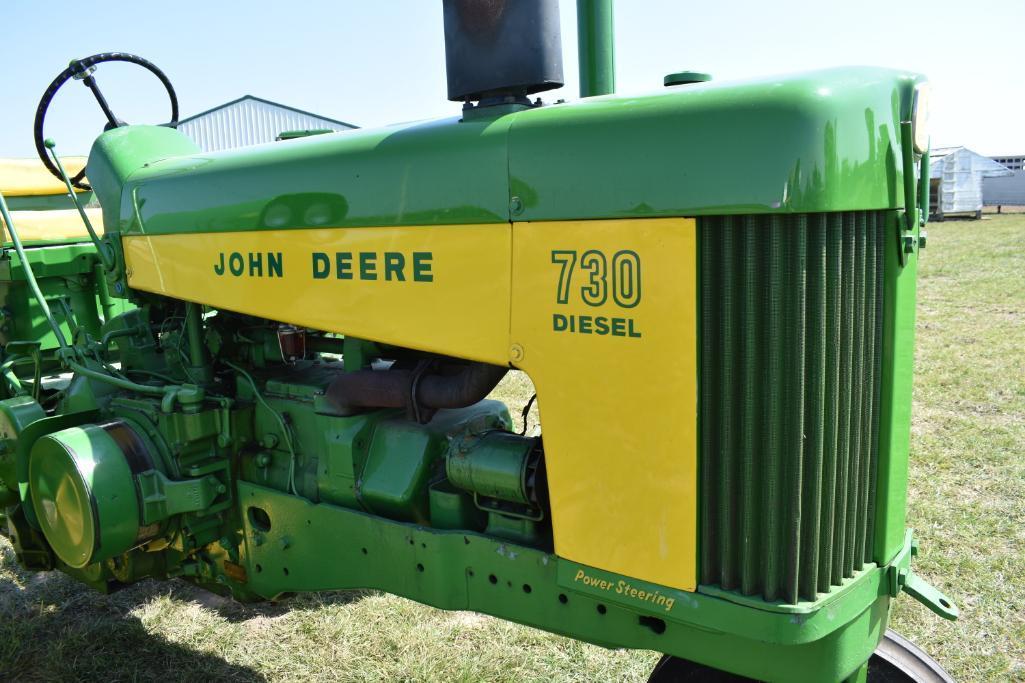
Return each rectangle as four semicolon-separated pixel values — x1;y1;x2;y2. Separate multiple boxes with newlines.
176;95;357;152
928;147;1011;220
983;155;1025;207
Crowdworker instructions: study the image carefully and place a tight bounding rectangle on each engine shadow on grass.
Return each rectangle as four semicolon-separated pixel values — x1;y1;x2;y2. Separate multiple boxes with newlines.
185;581;377;623
0;605;268;682
0;541;371;680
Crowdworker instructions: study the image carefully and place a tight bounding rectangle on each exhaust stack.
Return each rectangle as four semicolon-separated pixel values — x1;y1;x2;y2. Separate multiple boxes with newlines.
576;0;615;97
442;0;564;104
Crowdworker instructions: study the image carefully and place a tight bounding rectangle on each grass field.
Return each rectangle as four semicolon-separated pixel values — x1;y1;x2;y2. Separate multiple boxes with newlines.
0;215;1022;682
887;213;1024;681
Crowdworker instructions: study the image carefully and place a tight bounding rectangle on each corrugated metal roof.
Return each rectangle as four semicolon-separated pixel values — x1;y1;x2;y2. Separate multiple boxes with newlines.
929;147;1012;215
930;147;1011;179
929;146;962;159
176;95;358;152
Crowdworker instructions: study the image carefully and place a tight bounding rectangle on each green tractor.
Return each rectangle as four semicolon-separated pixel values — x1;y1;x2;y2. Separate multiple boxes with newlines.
0;2;954;680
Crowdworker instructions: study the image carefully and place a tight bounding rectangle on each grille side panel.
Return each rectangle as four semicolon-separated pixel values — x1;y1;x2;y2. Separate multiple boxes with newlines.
699;211;886;604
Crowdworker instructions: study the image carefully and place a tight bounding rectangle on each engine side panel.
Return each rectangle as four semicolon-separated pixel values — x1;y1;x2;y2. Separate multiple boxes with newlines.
123;224;513;365
125;216;700;592
511;217;698;591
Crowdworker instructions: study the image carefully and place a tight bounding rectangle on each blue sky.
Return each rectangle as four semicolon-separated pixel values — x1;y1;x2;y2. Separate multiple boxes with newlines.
2;0;1022;158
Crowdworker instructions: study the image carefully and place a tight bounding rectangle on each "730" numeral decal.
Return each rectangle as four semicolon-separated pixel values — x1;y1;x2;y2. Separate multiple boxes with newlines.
551;250;642;308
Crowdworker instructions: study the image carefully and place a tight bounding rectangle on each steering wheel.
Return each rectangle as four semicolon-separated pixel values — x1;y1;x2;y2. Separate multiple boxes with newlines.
33;52;179;191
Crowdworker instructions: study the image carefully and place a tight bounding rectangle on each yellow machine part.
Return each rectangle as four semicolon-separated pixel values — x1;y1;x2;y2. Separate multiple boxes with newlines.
124;217;698;591
123;225;513;365
0;157;88;196
1;209;104;243
510;218;698;591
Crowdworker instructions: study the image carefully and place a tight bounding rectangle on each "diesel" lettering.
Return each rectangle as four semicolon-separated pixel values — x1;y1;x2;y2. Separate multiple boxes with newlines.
553;313;641;338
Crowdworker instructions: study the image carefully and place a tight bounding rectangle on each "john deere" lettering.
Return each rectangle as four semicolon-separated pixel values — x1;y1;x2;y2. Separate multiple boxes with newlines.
214;251;284;278
311;251;433;282
212;250;434;282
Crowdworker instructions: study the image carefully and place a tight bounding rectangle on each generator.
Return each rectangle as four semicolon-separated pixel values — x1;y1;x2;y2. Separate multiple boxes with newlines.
0;2;955;681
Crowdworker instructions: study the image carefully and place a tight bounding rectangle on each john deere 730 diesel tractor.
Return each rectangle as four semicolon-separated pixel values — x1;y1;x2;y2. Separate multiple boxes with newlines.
0;2;956;680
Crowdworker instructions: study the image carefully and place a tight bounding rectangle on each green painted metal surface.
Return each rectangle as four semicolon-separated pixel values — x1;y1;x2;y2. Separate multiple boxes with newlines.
236;479;893;682
0;41;948;681
276;129;335;141
2;192;94;213
95;117;513;236
446;430;535;505
29;424;140;568
576;0;616;97
87;68;924;239
509;68;920;221
0;242;130;354
874;212;920;564
664;71;712;87
359;418;450;524
700;210;887;605
0;397;45;505
86;125;201;234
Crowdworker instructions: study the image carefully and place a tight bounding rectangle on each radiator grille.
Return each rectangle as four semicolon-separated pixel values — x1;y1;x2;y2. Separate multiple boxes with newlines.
699;211;886;604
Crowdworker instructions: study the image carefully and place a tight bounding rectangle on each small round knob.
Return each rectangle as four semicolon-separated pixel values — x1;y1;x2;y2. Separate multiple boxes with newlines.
664;71;712;87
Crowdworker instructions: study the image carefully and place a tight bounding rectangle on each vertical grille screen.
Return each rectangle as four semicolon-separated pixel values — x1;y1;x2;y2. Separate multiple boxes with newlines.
699;211;886;604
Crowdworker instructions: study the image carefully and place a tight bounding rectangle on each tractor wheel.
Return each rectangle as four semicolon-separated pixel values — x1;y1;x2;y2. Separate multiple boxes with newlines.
869;630;953;682
646;630;953;683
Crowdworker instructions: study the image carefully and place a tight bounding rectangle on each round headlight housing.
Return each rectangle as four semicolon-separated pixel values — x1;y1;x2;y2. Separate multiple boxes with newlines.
912;82;931;155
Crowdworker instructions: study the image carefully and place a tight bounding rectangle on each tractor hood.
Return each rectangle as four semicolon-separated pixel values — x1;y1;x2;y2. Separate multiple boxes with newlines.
87;66;924;236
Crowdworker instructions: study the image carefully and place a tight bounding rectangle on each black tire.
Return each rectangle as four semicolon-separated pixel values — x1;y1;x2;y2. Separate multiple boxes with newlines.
869;630;953;683
647;630;952;683
647;655;757;682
